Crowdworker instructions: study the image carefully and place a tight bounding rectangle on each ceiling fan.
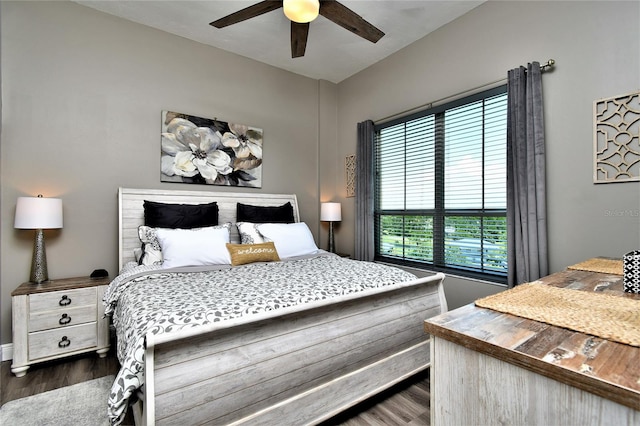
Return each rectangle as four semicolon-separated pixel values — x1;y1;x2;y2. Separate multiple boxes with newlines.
210;0;385;58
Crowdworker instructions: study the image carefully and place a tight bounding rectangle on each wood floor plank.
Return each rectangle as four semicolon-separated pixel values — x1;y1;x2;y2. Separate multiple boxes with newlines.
321;370;430;425
407;411;430;426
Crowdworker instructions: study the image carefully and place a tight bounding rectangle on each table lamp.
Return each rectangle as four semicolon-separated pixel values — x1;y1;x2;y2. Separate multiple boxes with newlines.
320;202;341;253
14;195;63;284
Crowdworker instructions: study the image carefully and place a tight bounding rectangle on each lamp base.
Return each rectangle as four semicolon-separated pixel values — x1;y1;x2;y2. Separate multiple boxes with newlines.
30;229;49;284
328;222;336;253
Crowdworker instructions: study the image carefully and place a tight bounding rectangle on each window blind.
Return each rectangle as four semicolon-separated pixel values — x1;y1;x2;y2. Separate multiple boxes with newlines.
374;86;508;282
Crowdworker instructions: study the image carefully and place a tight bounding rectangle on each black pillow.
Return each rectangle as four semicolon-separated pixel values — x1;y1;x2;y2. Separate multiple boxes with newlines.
143;200;219;229
236;202;294;223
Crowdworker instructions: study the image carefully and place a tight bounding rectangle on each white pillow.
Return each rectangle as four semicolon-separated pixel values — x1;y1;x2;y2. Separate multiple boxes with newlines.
155;226;231;268
137;223;231;266
256;222;319;258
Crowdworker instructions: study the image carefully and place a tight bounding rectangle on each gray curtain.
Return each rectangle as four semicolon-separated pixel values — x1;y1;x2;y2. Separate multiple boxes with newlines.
355;120;375;261
506;62;548;287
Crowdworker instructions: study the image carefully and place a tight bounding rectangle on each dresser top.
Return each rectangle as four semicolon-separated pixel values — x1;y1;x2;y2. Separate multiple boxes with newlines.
12;276;111;296
424;268;640;411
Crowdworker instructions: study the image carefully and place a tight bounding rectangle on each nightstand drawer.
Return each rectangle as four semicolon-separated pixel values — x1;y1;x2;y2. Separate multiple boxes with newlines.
29;287;97;313
29;304;97;332
29;322;97;360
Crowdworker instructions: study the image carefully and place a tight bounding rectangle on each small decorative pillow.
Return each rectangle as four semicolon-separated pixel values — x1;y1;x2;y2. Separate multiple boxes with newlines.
133;247;144;264
256;222;319;258
236;222;265;244
138;226;164;266
226;242;280;266
138;223;231;266
155;226;231;268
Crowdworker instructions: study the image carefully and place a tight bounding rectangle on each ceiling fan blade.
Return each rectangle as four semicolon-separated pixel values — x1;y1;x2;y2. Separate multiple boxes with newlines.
210;1;283;28
291;21;310;58
319;1;384;43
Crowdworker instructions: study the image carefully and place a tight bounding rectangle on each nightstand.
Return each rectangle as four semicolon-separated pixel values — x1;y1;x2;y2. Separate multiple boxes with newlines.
11;276;111;377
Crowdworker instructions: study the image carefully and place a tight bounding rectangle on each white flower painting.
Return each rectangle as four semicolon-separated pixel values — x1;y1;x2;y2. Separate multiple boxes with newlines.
161;111;263;187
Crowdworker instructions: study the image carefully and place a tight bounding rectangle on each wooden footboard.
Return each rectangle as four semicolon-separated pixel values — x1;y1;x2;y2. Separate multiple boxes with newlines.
135;273;446;425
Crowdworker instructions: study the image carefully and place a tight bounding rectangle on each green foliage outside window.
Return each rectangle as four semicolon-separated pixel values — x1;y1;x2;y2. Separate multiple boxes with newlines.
378;215;507;273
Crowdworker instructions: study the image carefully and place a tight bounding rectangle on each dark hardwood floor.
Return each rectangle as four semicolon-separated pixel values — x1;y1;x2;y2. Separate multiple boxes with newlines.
323;371;430;425
1;349;430;425
1;349;120;404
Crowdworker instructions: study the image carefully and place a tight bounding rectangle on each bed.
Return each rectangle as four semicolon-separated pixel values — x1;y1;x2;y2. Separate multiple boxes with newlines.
107;187;447;425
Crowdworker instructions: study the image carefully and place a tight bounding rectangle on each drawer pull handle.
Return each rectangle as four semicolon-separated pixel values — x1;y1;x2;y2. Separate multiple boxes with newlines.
59;295;71;306
58;336;71;348
59;314;71;325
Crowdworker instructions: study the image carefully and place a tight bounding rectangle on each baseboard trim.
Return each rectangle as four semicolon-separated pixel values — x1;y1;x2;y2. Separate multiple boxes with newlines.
2;343;14;362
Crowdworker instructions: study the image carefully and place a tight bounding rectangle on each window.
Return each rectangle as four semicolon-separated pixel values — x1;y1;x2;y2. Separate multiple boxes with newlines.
374;86;507;283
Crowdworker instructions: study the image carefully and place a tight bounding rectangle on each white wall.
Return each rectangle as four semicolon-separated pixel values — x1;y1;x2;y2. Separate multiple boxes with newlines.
0;1;325;345
333;1;640;309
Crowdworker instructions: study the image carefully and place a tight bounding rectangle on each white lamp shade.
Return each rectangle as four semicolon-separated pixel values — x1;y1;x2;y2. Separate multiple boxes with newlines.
283;0;319;23
14;196;63;229
320;202;342;222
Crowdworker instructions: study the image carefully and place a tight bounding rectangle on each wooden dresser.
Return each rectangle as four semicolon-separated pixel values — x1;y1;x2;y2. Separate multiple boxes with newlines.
11;276;111;377
424;268;640;425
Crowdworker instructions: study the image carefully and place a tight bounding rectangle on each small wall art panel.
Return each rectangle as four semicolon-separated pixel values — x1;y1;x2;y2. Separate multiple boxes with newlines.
593;91;640;183
346;154;356;197
161;111;262;187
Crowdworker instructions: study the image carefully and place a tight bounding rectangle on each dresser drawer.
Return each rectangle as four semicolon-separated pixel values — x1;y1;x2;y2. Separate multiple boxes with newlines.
29;322;97;360
29;287;96;313
29;304;97;332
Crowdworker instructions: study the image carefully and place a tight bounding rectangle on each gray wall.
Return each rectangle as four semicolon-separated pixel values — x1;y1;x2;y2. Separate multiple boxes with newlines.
0;1;327;346
332;1;640;309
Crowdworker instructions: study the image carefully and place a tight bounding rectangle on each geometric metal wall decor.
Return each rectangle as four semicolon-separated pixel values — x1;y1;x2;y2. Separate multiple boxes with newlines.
593;91;640;183
345;154;356;197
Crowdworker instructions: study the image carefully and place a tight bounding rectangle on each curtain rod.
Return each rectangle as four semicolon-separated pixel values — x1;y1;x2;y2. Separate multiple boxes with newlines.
376;59;556;124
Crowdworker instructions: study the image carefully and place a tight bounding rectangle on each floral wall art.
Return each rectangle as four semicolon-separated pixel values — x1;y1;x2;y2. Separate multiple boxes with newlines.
161;111;263;187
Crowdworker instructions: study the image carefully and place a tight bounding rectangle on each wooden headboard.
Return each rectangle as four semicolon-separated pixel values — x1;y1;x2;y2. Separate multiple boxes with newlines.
118;187;300;270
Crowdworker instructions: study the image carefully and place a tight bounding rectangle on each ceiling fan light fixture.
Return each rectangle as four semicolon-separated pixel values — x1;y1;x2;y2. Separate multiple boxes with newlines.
283;0;320;23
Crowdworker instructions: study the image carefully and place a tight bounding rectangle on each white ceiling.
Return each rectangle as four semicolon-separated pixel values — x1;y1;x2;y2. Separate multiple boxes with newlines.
75;1;484;83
